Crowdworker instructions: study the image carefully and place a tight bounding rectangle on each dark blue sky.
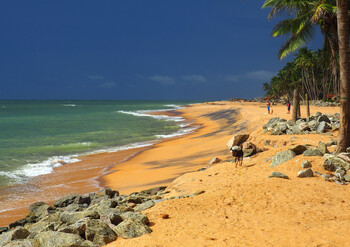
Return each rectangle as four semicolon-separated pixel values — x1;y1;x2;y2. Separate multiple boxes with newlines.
0;1;323;100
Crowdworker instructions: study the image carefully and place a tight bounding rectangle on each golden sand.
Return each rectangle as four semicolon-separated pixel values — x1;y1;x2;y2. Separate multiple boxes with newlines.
104;102;350;247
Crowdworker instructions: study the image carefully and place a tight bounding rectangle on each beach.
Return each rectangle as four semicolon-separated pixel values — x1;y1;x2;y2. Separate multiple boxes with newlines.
3;101;350;246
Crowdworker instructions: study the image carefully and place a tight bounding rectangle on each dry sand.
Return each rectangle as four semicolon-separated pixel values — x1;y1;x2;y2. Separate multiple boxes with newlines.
103;101;350;247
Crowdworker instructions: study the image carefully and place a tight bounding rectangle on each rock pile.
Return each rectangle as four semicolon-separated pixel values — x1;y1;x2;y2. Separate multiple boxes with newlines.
0;187;169;247
305;100;340;107
263;112;340;135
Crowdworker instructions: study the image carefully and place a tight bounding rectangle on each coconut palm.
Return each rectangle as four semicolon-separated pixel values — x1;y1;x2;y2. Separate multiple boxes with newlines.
335;0;350;152
262;0;337;59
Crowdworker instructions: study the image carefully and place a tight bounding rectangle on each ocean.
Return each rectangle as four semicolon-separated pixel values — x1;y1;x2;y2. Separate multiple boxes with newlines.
0;100;199;189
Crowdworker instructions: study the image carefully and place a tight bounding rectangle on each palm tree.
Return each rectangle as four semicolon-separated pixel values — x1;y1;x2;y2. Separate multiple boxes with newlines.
262;0;337;59
336;0;350;152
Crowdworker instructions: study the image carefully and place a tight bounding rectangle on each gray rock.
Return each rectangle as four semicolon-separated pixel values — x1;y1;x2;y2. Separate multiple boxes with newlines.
278;123;288;133
270;150;296;167
344;174;350;182
54;194;80;208
59;210;99;224
0;228;30;246
316;121;330;133
243;148;255;157
33;231;96;247
268;172;289;179
322;159;335;172
323;154;350;170
133;200;155;212
24;214;61;234
140;186;166;196
112;219;151;239
307;120;317;130
314;112;322;117
120;212;149;225
297;168;314;178
334;167;347;179
318;142;329;155
327;139;338;146
317;115;330;123
299;122;310;131
0;227;9;234
208;157;221;165
289;145;307;155
303;149;323;157
347;147;350;153
85;219;117;246
102;188;119;199
226;134;249;150
301;161;312;168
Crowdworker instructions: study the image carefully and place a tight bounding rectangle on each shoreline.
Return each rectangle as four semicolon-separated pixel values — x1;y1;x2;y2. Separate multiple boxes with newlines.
0;106;201;226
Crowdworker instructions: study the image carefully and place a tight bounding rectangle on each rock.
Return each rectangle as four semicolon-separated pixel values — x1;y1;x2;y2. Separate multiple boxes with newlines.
301;161;312;168
120;212;149;225
344;174;350;182
317;115;330;123
0;227;9;234
102;188;119;198
85;219;117;246
208;157;221;165
140;186;167;196
112;219;151;239
323;154;350;170
33;231;96;247
28;202;55;220
314;112;322;117
243;149;255;158
268;172;289;179
270;150;296;167
303;149;323;157
133;200;155;212
347;147;350;153
54;194;80;208
289;145;307;155
316;121;330;133
327;139;338;146
318;142;329;155
24;214;61;234
334;167;347;179
226;134;249;150
0;228;30;246
322;159;335;172
297;168;314;178
3;240;35;247
278;123;288;133
59;210;100;224
299;122;310;131
307;120;317;130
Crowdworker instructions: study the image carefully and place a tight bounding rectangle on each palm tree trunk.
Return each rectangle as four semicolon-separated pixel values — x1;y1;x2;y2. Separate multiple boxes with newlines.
336;0;350;152
306;93;310;117
292;88;299;122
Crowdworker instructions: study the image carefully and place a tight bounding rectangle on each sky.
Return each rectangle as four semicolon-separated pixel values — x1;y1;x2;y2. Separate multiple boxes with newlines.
0;1;323;101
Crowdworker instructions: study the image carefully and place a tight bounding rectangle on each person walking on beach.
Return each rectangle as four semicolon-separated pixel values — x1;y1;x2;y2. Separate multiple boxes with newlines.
266;100;271;114
286;100;291;114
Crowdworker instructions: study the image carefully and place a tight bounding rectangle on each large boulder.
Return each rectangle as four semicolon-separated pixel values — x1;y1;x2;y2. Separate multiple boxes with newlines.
28;202;56;220
84;219;117;246
316;121;330;133
133;200;155;212
270;150;296;167
120;212;149;225
112;219;151;239
226;134;249;150
33;231;96;247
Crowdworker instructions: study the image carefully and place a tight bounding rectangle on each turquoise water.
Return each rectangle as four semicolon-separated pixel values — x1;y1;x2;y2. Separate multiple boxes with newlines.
0;100;198;187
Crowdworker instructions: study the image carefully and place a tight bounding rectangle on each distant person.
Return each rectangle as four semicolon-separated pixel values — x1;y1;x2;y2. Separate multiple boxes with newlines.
266;100;271;114
286;101;291;114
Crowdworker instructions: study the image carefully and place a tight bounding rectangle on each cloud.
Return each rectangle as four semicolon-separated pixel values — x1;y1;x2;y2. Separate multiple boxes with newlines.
149;75;175;85
88;75;104;80
225;70;276;82
100;81;116;88
182;75;207;83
